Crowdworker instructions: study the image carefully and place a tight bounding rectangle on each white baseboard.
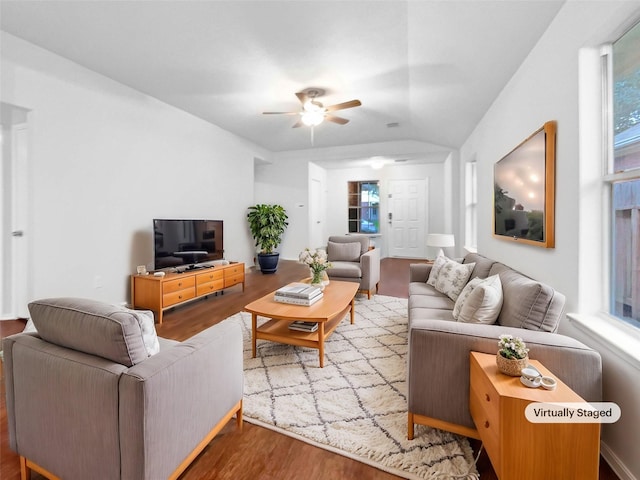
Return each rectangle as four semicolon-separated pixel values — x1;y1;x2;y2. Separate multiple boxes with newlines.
601;441;638;480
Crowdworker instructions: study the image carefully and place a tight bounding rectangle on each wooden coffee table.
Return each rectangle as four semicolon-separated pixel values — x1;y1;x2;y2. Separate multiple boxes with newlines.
243;280;359;367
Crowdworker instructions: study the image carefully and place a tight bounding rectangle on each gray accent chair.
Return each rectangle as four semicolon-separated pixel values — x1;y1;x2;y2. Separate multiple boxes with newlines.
3;297;243;480
325;235;381;299
407;253;602;440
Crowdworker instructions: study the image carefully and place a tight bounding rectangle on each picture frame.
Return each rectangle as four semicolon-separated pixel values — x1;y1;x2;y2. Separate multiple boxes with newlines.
493;121;556;248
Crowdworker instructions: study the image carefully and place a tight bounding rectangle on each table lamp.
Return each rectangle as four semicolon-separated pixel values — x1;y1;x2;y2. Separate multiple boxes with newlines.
426;233;455;259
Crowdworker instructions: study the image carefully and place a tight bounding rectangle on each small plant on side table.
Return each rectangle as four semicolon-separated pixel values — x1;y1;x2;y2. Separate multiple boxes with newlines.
496;334;529;376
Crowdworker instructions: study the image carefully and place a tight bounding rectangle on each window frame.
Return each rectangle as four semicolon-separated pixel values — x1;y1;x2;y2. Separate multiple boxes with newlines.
347;180;380;234
464;160;478;251
603;23;640;328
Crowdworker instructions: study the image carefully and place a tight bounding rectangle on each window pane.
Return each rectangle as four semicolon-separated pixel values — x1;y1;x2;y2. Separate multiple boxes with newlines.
613;21;640;172
611;179;640;326
347;181;380;234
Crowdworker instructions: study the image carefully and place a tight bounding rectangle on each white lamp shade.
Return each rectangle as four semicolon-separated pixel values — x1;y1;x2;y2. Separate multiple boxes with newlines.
426;234;455;248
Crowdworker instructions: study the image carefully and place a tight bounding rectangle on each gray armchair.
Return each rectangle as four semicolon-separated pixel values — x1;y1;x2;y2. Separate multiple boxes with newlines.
326;235;380;299
3;297;243;480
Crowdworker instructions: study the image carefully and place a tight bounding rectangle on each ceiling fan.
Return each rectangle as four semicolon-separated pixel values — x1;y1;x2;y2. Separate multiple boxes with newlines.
263;88;362;128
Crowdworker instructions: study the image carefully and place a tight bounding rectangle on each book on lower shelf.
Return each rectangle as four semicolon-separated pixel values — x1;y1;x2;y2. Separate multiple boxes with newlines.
288;321;319;332
275;283;323;299
274;292;323;306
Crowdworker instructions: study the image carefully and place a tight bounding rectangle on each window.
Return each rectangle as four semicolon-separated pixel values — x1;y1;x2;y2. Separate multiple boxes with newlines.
347;181;380;234
464;161;478;250
608;20;640;327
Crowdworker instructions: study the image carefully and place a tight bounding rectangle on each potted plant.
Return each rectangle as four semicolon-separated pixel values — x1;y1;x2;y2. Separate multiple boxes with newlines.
496;334;529;376
247;204;289;273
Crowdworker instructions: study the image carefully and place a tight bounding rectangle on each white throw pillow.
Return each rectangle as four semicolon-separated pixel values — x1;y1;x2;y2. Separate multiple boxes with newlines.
427;249;446;286
23;318;38;333
457;274;503;324
452;277;483;320
123;307;160;356
434;258;476;301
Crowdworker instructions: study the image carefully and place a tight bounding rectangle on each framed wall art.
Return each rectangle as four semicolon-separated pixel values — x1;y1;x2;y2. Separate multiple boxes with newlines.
493;121;556;248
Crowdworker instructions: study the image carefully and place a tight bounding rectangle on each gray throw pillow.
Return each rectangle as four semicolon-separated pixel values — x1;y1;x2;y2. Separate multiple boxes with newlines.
327;241;361;262
28;297;159;366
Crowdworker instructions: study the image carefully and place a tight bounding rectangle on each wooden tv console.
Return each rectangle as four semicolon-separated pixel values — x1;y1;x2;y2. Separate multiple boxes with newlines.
131;262;244;324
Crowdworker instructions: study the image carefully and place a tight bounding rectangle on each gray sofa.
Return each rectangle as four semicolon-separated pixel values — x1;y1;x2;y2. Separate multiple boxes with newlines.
3;297;243;480
407;253;602;439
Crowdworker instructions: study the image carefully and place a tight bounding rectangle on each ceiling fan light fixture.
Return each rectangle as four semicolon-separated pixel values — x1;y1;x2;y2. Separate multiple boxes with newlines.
301;110;324;126
370;156;386;169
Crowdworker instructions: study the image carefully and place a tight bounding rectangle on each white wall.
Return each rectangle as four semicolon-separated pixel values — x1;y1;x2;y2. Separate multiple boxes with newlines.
324;162;451;258
459;3;640;479
253;156;309;260
1;32;269;305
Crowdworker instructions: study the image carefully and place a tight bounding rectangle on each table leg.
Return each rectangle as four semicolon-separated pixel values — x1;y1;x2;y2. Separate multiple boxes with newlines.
251;313;257;358
350;297;355;324
318;322;325;368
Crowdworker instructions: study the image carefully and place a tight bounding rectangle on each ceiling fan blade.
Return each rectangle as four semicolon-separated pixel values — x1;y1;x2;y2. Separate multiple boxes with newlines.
292;119;305;128
325;99;361;112
325;115;349;125
295;91;309;104
262;111;299;115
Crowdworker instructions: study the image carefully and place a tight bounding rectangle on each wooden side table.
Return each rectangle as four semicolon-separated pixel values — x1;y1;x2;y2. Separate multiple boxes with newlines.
469;352;600;480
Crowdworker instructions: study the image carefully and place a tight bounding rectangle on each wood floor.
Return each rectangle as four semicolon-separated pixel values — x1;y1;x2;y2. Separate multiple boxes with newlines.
0;258;619;480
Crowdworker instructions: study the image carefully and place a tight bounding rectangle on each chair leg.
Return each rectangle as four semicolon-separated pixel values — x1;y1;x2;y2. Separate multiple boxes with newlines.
20;456;30;480
236;400;243;430
408;412;415;440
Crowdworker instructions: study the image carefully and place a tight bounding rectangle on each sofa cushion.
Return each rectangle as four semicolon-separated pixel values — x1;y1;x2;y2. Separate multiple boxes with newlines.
490;263;564;332
326;261;362;278
433;258;476;301
28;297;159;366
409;281;448;297
327;241;361;262
463;253;496;280
409;309;456;326
457;274;503;324
409;292;455;311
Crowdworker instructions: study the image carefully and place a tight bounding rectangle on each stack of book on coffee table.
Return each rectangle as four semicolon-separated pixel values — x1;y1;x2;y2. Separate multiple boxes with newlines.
274;283;323;306
288;320;319;332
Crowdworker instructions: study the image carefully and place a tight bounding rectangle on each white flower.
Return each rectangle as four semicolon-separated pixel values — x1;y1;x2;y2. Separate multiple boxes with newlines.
298;247;332;272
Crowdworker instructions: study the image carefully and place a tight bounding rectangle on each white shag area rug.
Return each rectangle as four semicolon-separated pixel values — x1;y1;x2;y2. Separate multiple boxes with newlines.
227;294;478;480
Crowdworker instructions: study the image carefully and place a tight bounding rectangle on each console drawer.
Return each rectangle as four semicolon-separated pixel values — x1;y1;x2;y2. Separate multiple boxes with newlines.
197;280;225;296
470;356;501;468
163;288;196;307
225;264;244;276
196;270;223;285
224;273;244;288
162;276;195;294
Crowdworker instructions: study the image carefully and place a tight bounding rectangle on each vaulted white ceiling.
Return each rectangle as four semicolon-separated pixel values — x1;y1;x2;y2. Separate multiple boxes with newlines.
0;1;564;153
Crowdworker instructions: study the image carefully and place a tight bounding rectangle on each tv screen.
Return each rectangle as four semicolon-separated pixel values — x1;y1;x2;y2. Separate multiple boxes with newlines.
153;219;224;270
493;121;556;248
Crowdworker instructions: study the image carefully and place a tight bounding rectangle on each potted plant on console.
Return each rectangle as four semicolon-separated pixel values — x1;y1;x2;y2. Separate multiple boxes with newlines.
247;204;289;274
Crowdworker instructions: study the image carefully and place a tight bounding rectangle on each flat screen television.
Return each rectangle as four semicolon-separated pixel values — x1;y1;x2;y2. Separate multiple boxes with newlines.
153;219;224;270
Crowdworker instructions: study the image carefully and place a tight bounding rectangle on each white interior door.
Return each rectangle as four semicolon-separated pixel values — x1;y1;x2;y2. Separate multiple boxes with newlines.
310;178;324;249
388;179;427;258
11;123;29;318
1;102;30;320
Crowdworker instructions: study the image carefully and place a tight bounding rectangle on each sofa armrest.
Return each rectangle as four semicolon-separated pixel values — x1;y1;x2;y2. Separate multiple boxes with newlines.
408;320;602;429
360;248;381;289
3;333;128;479
409;263;432;283
119;320;243;480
